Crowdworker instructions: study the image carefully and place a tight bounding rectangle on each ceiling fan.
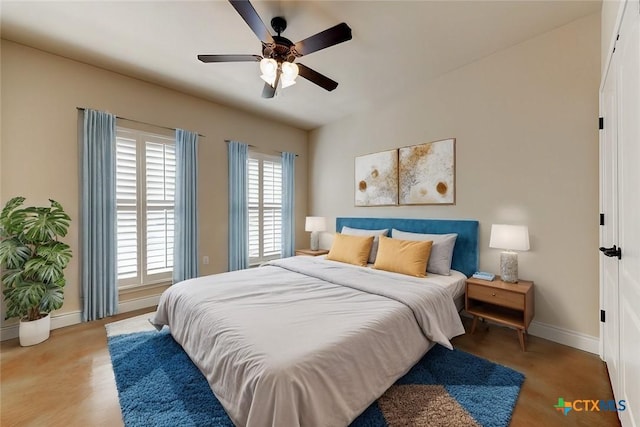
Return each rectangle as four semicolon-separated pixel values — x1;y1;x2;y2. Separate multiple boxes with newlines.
198;0;352;98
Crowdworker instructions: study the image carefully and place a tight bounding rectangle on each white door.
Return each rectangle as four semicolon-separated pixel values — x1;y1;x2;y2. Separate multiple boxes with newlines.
616;1;640;425
600;2;640;426
600;44;619;399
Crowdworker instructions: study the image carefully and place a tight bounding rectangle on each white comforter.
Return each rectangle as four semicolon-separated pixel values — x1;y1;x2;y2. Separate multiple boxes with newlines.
152;256;465;427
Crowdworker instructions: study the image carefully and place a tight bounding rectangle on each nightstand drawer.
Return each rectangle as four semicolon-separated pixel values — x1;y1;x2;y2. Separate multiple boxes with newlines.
467;284;524;310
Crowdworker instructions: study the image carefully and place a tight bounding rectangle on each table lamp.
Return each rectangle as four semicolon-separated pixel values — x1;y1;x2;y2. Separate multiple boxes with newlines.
305;216;327;251
489;224;530;283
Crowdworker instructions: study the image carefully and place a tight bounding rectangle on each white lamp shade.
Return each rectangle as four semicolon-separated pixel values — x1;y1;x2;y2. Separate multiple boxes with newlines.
489;224;530;251
281;61;299;79
259;58;278;87
260;58;277;76
305;216;327;232
280;78;296;89
260;74;276;86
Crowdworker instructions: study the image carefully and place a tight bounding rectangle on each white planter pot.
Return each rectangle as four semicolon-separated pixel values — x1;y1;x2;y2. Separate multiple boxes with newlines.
19;314;51;346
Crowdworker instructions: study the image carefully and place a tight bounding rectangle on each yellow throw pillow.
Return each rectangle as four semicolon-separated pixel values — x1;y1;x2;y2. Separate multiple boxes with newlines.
374;236;433;277
326;234;375;267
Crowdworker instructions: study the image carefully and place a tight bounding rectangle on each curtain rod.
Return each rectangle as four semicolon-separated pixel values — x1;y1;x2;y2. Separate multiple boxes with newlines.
225;140;299;157
77;107;205;137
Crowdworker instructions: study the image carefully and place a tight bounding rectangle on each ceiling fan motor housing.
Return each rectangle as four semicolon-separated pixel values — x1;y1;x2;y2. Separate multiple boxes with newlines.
262;17;297;63
263;36;297;63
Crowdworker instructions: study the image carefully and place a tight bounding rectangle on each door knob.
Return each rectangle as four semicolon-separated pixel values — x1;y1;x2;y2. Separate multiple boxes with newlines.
599;245;622;259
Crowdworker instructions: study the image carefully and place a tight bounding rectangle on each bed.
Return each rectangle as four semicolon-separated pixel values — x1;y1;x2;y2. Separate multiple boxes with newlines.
336;217;478;312
152;217;479;427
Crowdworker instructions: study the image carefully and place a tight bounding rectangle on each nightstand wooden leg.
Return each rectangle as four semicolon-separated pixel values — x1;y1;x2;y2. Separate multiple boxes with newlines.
517;329;526;351
471;316;478;334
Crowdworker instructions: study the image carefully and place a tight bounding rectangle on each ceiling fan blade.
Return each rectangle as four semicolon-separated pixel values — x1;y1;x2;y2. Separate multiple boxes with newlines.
293;23;352;57
262;82;276;98
198;54;262;63
229;0;274;43
261;70;281;98
297;63;338;91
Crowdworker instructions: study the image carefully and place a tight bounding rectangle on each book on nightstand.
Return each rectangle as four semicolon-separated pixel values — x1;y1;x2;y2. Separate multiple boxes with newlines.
472;271;495;281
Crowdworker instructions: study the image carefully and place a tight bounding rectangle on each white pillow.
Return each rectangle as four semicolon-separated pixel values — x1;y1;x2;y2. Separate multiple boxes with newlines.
341;226;389;264
391;229;458;275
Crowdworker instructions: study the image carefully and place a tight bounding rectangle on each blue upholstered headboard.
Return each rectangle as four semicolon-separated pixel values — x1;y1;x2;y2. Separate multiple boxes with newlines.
336;217;479;277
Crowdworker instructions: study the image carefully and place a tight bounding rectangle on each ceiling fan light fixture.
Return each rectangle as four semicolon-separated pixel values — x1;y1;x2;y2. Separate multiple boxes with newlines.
259;58;277;76
278;61;299;90
260;73;276;87
281;61;299;79
281;78;296;89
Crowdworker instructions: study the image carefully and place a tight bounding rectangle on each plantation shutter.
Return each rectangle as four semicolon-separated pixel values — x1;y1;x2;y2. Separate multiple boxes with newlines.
262;159;282;258
115;128;175;288
116;135;138;282
145;141;175;277
248;157;260;260
247;152;282;265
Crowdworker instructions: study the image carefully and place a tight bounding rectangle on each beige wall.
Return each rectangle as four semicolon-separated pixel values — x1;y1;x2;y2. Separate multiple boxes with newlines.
309;14;601;337
1;40;307;329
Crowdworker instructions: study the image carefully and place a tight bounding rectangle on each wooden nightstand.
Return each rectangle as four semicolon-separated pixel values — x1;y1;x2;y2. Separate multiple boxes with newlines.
465;276;534;351
295;249;329;256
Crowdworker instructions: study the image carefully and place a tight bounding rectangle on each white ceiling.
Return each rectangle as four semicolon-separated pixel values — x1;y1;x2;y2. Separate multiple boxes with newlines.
1;0;600;130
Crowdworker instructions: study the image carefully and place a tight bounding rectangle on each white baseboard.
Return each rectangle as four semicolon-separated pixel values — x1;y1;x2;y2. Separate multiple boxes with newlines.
461;311;600;354
1;294;161;342
528;320;600;354
117;294;161;313
2;323;20;341
0;310;82;341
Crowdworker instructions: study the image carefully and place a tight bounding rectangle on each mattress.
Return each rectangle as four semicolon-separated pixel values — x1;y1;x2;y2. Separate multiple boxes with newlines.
152;256;465;427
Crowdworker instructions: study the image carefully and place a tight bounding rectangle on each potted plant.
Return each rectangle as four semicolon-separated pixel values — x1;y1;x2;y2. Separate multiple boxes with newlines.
0;197;72;346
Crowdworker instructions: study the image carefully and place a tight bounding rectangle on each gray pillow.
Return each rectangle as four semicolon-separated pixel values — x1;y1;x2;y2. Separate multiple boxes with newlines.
391;229;458;275
341;226;389;264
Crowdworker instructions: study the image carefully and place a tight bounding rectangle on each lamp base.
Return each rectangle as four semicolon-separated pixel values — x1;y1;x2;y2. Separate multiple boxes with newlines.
310;232;319;251
500;251;518;283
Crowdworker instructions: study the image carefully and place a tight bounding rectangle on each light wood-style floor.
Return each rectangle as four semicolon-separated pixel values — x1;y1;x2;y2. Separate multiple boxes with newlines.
1;311;621;427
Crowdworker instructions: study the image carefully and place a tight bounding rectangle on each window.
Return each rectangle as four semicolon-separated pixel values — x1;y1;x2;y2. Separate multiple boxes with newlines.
116;128;175;289
248;151;282;265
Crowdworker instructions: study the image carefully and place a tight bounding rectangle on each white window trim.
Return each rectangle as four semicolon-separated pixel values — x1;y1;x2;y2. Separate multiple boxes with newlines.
116;127;175;290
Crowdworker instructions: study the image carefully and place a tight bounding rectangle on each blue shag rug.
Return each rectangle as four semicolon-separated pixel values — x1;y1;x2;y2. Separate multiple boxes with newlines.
108;329;524;426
